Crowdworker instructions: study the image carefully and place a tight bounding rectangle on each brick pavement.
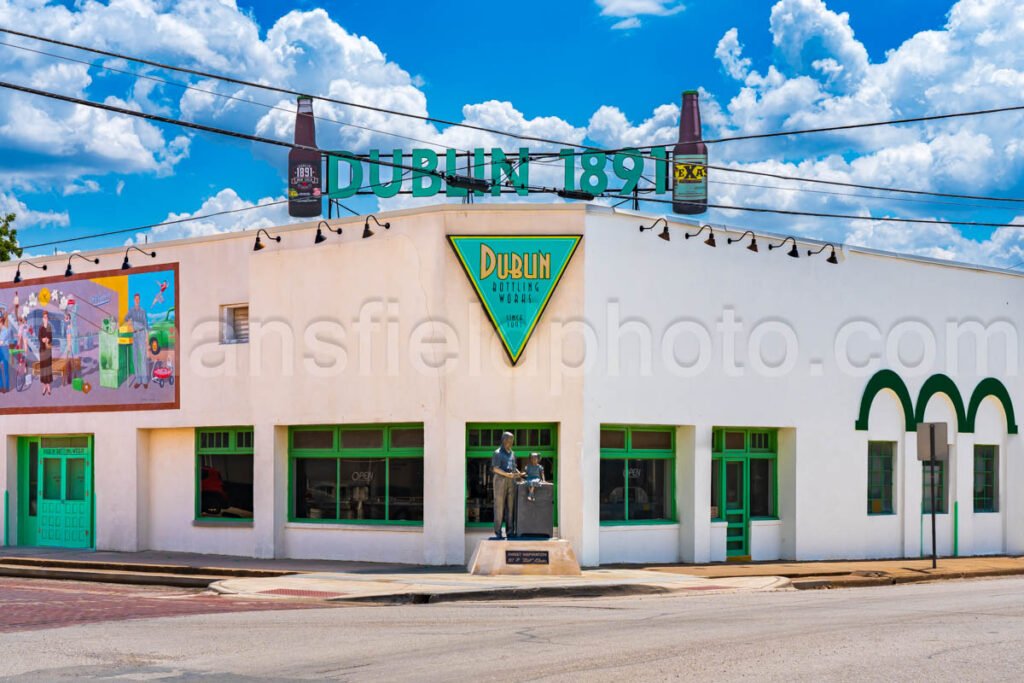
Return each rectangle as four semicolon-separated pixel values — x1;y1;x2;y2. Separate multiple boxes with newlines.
0;577;330;634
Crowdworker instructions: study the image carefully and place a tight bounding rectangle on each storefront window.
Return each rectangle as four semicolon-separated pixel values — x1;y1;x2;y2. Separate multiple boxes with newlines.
749;458;774;517
466;424;556;526
196;427;254;520
290;425;424;525
599;426;674;524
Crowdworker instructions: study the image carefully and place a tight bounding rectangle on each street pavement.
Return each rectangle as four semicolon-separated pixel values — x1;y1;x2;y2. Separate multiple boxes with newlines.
2;574;1024;681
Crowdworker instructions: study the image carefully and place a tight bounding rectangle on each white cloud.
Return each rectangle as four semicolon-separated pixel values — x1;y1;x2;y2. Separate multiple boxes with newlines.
611;17;642;30
715;28;752;80
128;188;293;244
62;179;100;196
0;192;69;228
596;0;685;18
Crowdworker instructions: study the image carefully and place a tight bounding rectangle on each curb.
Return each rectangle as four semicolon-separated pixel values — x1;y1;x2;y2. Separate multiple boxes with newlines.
0;563;218;588
792;567;1024;590
0;556;295;579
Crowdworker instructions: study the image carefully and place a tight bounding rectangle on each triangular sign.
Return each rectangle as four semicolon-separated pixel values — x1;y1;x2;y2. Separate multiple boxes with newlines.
448;235;582;365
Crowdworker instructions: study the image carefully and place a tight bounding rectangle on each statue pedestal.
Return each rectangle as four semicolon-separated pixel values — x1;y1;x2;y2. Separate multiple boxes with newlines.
467;538;582;576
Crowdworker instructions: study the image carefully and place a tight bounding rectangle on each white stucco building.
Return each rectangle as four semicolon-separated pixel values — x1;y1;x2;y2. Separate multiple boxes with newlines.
1;202;1021;566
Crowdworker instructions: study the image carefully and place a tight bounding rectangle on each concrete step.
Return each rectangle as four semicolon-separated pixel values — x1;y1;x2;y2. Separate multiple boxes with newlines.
0;562;222;588
0;555;294;579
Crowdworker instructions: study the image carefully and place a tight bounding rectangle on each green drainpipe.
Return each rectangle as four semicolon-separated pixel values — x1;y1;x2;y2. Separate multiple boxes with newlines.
3;490;7;547
953;501;959;557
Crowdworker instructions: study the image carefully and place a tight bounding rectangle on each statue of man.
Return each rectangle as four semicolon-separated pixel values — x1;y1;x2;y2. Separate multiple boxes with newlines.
491;431;521;539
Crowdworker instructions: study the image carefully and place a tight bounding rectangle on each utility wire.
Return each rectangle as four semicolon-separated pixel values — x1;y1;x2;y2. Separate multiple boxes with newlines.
8;25;1024;206
7;80;1024;251
19;199;289;250
0;37;458;154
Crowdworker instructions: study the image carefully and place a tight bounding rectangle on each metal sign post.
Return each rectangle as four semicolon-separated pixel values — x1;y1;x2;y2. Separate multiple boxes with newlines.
917;422;948;569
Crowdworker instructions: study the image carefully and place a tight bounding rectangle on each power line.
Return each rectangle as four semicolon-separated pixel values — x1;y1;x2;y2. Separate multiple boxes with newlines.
0;38;458;153
19;199;289;250
5;26;1024;207
602;193;1024;229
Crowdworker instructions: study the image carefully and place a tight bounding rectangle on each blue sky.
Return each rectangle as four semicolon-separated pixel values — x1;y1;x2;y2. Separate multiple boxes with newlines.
0;0;1022;266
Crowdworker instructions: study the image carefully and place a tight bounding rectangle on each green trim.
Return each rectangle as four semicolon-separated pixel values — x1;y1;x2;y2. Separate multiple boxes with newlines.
855;369;916;431
712;428;778;556
195;427;255;522
966;377;1019;434
914;374;968;431
599;425;676;524
288;424;424;525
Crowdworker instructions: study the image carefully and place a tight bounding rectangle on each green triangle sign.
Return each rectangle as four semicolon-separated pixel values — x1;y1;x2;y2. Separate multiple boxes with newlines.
448;235;582;365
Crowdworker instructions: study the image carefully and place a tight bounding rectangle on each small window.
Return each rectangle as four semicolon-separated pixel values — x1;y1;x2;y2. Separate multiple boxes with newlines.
340;429;384;450
631;430;672;450
221;304;250;344
724;431;745;450
600;429;626;450
922;461;947;514
749;432;771;451
200;430;231;450
867;441;895;515
710;459;721;519
236;430;254;450
390;427;424;449
292;429;334;450
974;445;998;513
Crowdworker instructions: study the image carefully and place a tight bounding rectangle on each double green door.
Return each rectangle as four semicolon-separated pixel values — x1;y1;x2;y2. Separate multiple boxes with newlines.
18;436;93;548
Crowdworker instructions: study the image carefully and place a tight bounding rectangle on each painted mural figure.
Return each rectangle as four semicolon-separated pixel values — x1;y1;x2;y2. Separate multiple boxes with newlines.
0;310;11;393
37;309;53;396
123;293;150;389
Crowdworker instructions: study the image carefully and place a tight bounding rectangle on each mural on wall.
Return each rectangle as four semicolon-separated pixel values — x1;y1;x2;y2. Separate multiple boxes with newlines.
0;263;179;414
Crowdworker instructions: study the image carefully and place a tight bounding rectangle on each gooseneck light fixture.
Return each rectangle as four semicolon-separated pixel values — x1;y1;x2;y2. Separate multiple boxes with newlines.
13;260;47;283
685;224;716;247
807;243;840;264
253;228;281;252
769;236;800;258
363;215;391;239
121;245;156;270
727;230;759;253
314;220;343;244
639;217;670;241
65;253;99;278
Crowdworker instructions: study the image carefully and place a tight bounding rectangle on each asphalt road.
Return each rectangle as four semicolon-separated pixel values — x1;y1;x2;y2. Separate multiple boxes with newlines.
2;575;1024;681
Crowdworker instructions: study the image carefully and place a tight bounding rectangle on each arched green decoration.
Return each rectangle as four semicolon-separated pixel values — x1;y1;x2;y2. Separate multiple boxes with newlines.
966;377;1019;435
914;374;968;432
855;369;916;431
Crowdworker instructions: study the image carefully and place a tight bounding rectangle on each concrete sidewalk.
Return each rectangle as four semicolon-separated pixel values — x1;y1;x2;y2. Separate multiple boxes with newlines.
211;570;789;604
644;555;1024;589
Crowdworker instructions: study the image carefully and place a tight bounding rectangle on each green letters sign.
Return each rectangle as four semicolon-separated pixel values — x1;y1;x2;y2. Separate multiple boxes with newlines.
448;235;581;365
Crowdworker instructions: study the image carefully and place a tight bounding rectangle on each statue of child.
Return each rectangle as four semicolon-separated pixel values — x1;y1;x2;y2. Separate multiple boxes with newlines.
524;452;546;502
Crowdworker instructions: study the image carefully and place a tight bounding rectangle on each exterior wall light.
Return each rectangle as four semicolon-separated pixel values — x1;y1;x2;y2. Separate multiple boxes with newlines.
253;229;281;252
727;230;758;252
363;215;390;239
122;246;156;270
685;224;716;247
769;236;800;258
808;243;840;264
639;218;670;241
65;253;99;277
13;260;46;283
314;220;343;244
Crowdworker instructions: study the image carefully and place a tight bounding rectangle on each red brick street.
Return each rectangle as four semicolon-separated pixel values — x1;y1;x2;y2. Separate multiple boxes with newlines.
0;577;323;634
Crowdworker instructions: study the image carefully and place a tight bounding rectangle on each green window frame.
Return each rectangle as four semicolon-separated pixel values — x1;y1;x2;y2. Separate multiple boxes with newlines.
466;423;557;527
921;460;947;514
599;425;675;525
867;441;895;515
288;424;424;526
973;445;998;513
195;427;254;522
711;428;778;520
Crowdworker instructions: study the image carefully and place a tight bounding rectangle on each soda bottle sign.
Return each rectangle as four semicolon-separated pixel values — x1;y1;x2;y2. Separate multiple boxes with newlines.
672;90;708;215
288;96;323;218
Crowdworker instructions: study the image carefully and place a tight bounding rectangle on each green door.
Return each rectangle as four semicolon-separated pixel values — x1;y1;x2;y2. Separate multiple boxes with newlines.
26;436;93;549
724;458;748;558
16;438;40;546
